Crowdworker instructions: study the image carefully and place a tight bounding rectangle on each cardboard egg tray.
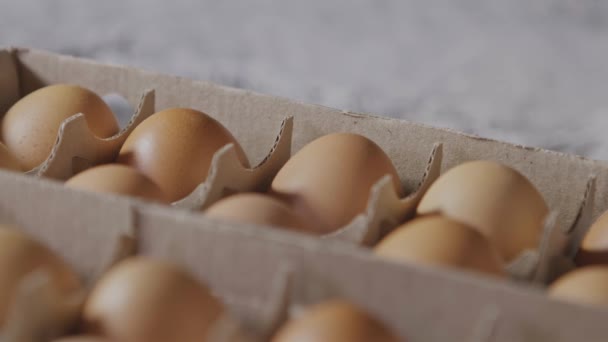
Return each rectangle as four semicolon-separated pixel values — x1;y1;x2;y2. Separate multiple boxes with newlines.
1;47;608;341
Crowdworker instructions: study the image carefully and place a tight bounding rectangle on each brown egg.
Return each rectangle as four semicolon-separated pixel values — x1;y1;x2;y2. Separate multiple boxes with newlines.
117;108;249;202
0;225;81;326
65;164;168;203
205;193;314;232
374;216;505;277
417;161;548;262
270;133;402;234
1;84;119;170
0;142;22;171
51;336;112;342
272;299;401;342
548;266;608;306
575;210;608;266
83;257;223;342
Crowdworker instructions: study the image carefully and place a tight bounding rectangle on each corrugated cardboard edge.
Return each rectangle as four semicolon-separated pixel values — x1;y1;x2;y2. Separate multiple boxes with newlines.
173;117;293;210
325;143;443;246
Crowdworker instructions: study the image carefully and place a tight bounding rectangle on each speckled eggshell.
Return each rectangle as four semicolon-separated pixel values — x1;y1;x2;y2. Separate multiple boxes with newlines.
0;225;81;326
83;257;223;342
417;161;548;262
205;193;314;232
1;84;119;170
270;133;402;234
272;299;401;342
65;164;168;203
117;108;249;202
375;216;505;277
548;266;608;307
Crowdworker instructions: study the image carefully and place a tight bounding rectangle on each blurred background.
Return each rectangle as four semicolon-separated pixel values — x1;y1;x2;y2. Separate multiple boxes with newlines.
2;0;608;158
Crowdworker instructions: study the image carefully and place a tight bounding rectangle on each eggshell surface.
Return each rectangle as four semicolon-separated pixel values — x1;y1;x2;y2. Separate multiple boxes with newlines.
417;161;548;262
205;193;313;232
83;257;223;342
2;84;119;170
271;133;402;234
548;266;608;306
65;164;167;203
118;108;249;202
575;210;608;266
375;216;505;277
0;225;81;326
52;336;112;342
0;142;22;171
272;299;401;342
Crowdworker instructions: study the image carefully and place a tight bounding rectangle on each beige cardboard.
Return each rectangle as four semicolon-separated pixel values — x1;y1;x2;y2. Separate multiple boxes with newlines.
0;169;135;285
325;143;442;245
173;117;293;210
3;47;608;341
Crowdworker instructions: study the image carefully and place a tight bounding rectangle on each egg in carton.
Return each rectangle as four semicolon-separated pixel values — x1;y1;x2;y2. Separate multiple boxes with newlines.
323;143;443;245
0;47;155;180
170;116;293;210
505;174;595;283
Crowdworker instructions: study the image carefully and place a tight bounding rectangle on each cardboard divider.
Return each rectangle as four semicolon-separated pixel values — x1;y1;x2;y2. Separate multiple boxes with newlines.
209;264;293;342
505;175;596;283
25;89;155;180
173;117;293;210
0;169;136;285
468;306;501;342
325;143;443;246
564;176;597;259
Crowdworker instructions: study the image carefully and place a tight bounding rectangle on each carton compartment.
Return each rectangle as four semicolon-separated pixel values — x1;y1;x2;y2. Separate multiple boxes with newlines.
173;117;292;211
324;143;442;246
0;48;156;180
502;175;595;282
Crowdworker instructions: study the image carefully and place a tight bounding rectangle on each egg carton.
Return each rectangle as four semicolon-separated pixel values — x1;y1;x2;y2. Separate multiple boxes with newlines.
2;47;608;341
1;168;608;341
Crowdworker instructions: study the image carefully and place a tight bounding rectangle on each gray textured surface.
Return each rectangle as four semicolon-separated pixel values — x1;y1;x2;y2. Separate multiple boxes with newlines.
2;1;608;158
